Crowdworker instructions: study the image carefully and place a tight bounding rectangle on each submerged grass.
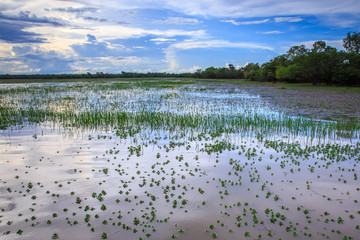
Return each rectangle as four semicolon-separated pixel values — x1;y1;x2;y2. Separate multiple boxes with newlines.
1;106;359;139
0;79;359;138
1;78;359;141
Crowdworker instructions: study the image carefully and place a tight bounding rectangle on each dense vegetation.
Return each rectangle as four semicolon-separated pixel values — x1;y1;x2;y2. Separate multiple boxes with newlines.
199;32;360;85
0;71;195;80
1;32;359;86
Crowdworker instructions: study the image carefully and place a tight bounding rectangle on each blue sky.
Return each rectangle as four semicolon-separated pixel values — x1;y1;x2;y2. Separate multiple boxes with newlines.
0;0;360;74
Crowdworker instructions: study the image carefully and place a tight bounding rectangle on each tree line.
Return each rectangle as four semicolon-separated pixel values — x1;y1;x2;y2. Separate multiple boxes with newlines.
198;32;360;85
0;71;195;80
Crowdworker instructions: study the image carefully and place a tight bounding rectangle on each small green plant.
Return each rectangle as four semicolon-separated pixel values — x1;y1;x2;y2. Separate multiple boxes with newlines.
244;231;251;237
101;232;108;239
337;217;344;224
211;233;218;238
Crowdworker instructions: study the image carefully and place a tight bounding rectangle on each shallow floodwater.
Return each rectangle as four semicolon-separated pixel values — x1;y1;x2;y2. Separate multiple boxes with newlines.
0;80;359;240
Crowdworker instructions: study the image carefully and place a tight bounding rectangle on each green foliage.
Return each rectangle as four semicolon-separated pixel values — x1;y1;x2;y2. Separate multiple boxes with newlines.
0;72;197;80
244;32;360;86
200;65;244;79
276;64;301;83
343;32;360;54
333;52;360;85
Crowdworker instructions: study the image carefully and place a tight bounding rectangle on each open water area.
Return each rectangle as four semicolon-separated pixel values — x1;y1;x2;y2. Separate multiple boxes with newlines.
0;79;359;240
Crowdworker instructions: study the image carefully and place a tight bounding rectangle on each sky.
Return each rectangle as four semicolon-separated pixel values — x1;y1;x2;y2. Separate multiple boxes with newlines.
0;0;360;74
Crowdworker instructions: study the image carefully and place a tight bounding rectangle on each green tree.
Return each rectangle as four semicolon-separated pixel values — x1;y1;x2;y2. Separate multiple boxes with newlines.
276;64;301;82
295;41;341;85
343;32;360;54
227;63;235;71
258;62;276;82
243;63;259;80
199;64;244;79
194;69;202;78
287;45;309;60
271;54;291;67
201;67;217;78
333;51;360;85
312;41;327;53
243;33;359;85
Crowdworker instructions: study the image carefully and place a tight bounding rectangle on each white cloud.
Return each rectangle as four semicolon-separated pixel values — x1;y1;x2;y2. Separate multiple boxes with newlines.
99;0;360;18
150;38;177;45
0;43;14;57
171;40;273;50
87;25;207;40
257;31;284;34
164;65;201;73
1;43;73;74
153;17;202;25
223;17;302;26
72;56;146;73
274;17;303;23
163;40;273;71
221;19;270;25
150;38;176;42
23;23;207;58
0;60;41;73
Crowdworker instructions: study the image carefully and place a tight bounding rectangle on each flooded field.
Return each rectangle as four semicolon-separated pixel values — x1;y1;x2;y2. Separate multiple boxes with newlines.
0;79;359;240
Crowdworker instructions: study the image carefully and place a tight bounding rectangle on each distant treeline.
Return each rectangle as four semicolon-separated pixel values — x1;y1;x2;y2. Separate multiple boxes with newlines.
0;71;195;80
199;32;360;86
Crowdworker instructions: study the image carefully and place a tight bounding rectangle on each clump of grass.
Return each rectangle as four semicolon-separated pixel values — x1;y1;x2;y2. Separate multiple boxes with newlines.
101;232;108;239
